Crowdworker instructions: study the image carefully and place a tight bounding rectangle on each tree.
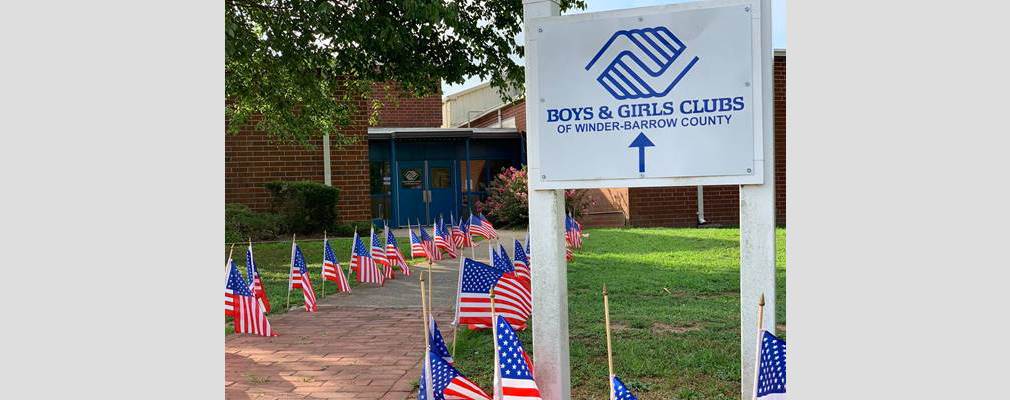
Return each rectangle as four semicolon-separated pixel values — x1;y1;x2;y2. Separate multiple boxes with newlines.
226;0;586;145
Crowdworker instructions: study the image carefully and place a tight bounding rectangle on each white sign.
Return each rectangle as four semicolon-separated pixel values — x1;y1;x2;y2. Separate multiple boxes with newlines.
528;1;764;189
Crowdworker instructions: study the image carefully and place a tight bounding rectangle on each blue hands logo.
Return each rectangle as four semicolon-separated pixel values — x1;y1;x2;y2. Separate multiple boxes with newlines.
585;27;700;100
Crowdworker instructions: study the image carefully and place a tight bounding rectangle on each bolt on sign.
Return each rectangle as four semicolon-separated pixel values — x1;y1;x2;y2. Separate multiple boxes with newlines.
528;0;766;189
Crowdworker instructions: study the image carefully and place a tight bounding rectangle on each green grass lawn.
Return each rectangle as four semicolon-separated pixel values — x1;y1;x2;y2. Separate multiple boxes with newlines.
451;227;786;400
223;237;425;333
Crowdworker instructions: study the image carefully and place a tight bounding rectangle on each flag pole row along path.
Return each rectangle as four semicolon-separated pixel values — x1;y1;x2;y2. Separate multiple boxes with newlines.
225;229;530;400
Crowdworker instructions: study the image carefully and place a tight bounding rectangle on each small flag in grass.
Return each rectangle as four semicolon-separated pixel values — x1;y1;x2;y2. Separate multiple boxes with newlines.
227;260;276;336
756;331;787;399
322;238;351;292
289;242;317;312
429;316;453;364
611;375;639;400
246;244;271;312
419;350;491;400
386;225;410;276
494;315;541;399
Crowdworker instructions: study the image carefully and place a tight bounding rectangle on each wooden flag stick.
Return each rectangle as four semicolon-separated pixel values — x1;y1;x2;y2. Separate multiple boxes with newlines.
604;284;615;399
427;258;434;317
322;231;327;297
751;293;766;400
286;234;295;310
227;243;235;263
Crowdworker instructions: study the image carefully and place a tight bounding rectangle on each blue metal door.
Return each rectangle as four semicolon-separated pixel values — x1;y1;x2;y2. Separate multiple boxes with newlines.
427;160;457;223
397;161;425;226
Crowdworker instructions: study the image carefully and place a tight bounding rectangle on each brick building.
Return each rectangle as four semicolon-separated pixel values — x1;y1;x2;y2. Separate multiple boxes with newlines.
225;51;786;227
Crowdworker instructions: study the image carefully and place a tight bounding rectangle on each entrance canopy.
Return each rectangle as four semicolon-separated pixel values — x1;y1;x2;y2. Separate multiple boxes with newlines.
367;128;527;227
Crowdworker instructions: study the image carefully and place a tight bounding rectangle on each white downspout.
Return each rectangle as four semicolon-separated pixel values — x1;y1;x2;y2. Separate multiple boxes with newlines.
697;185;706;225
322;133;332;186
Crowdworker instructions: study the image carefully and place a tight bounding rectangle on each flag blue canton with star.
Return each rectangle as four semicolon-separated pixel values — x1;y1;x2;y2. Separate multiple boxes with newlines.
612;376;639;400
293;244;308;273
420;224;434;242
227;261;253;297
324;239;337;264
756;331;786;398
491;246;514;274
514;240;528;265
495;315;534;380
460;258;503;294
245;246;257;286
429;317;453;364
352;234;371;257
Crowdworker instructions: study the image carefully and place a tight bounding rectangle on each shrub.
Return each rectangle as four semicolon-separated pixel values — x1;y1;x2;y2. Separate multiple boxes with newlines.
264;181;340;234
476;166;529;227
476;166;597;227
225;203;285;242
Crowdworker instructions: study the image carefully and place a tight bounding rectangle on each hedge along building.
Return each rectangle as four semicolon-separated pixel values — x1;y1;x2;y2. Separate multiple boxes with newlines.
225;83;527;227
225;50;783;227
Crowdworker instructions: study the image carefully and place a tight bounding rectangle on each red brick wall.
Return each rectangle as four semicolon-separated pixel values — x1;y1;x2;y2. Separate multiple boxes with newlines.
627;54;786;227
469;99;527;132
226;83;441;222
371;83;443;127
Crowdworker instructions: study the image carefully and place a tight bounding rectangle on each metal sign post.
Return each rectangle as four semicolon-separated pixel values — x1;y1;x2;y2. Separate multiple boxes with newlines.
523;0;774;398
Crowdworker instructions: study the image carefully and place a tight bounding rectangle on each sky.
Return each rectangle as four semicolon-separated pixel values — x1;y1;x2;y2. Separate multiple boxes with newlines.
442;0;785;96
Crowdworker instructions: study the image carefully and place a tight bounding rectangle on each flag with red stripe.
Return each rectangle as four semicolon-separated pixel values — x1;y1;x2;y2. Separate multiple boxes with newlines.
322;238;351;292
246;244;271;313
349;231;384;286
494;315;540;399
289;242;317;312
386;226;410;276
227;260;276;336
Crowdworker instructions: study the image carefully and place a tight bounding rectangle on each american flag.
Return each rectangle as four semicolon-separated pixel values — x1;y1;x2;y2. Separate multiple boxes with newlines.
566;245;573;262
371;227;390;266
479;213;498;239
611;375;639;400
386;226;410;276
566;214;583;249
494;315;541;399
450;216;467;248
429;316;453;364
350;231;384;285
289;243;317;312
322;238;351;292
410;224;428;259
246;244;271;313
456;258;528;330
418;350;491;400
468;214;494;239
493;247;532;324
512;240;531;284
525;235;530;261
756;331;787;399
436;219;457;258
225;257;237;317
227;260;276;336
420;223;442;261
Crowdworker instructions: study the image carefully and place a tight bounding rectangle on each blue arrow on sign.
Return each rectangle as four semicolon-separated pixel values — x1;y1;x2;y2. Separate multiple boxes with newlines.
628;132;655;173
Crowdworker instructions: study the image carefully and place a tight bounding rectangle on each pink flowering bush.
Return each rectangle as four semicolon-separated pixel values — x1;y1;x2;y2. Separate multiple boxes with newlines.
476;165;595;227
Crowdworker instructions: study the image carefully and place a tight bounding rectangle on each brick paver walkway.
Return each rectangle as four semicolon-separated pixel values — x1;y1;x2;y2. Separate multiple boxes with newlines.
226;229;528;399
226;306;453;399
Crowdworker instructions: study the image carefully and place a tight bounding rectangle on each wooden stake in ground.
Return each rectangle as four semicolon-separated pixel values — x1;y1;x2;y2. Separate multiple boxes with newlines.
751;293;766;400
286;233;295;310
321;231;327;297
603;284;615;400
426;257;434;317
